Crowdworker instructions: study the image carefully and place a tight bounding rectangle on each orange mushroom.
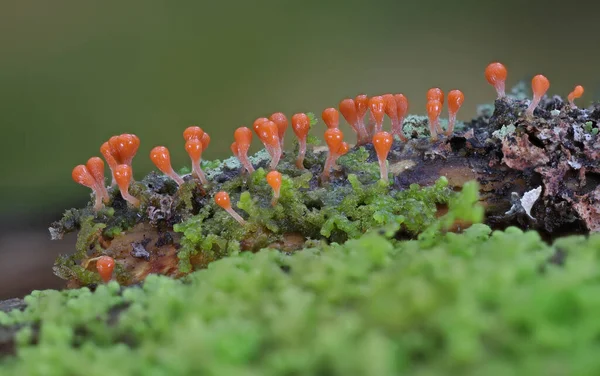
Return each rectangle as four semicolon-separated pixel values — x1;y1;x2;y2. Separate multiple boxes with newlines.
256;121;282;170
368;96;385;135
113;164;140;207
322;108;339;129
96;256;115;283
253;117;269;136
183;126;204;142
426;100;443;141
291;113;310;169
372;131;393;182
322;128;349;181
184;139;209;185
72;164;105;211
446;90;464;136
426;89;444;134
233;127;255;174
150;146;185;186
567;85;584;107
266;170;282;206
526;74;550;117
269;112;288;148
214;191;246;225
339;98;369;145
485;62;507;99
86;157;110;204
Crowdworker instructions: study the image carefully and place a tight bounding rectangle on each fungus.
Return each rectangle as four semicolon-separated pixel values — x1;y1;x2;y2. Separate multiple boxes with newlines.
446;89;464;136
269;112;288;148
100;142;119;185
184;139;209;185
426;89;444;133
114;164;140;208
372;131;393;182
150;146;185;186
95;255;115;283
368;96;385;135
86;157;110;204
266;170;282;206
232;127;255;174
256;120;282;170
426;100;442;141
72;164;105;211
183;126;204;142
253;117;269;135
291;113;310;169
100;134;140;185
355;94;369;135
393;94;409;141
382;94;399;137
322;108;339;129
485;62;508;99
526;74;550;117
321;128;349;181
214;191;246;225
339;98;369;144
567;85;584;107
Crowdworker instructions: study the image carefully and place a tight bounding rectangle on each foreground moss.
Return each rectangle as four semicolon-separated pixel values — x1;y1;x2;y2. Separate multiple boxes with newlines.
2;224;600;374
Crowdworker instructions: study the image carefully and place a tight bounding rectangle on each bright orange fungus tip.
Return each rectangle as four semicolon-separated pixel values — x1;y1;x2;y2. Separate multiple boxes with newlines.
324;128;344;153
368;96;385;122
96;256;115;283
269;112;288;142
448;90;465;114
266;170;282;191
230;142;239;157
291;113;310;139
183;126;204;141
253;117;269;134
532;74;550;97
568;85;584;106
322;108;339;129
372;131;393;160
150;146;173;174
257;121;279;147
426;88;444;105
234;127;253;147
354;94;369;118
339;99;358;125
185;139;202;162
72;165;96;188
114;164;133;189
485;62;507;84
214;191;231;210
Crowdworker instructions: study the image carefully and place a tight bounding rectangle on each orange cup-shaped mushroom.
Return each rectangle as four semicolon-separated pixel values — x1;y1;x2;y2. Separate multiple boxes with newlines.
322;128;347;181
215;191;246;225
86;157;110;203
114;164;140;207
185;139;208;185
72;164;105;211
266;170;282;206
291;113;310;169
269;112;288;148
368;96;385;135
150;146;185;186
485;62;508;99
393;94;409;141
340;98;368;145
257;121;282;170
526;74;550;117
183;126;204;142
372;132;393;182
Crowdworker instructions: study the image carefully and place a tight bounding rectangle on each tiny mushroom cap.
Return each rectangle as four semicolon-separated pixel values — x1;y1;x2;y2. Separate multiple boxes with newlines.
214;191;232;210
266;170;282;205
526;74;550;117
368;96;386;134
372;131;393;182
426;99;443;140
324;127;344;153
116;134;140;165
426;88;444;105
322;108;340;129
200;132;211;150
354;94;369;119
568;85;584;106
185;139;203;162
257;121;280;148
339;99;358;127
269;112;288;145
230;142;239;157
234;127;253;150
150;146;184;186
100;142;118;170
72;165;97;189
394;94;409;117
183;126;204;141
253;117;269;135
86;157;109;203
485;62;508;98
215;191;246;224
114;164;140;207
96;255;115;283
383;94;398;120
446;90;465;136
291;113;310;139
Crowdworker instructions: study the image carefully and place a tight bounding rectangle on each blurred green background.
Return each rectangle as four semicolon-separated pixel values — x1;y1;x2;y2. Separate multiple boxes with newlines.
1;0;599;298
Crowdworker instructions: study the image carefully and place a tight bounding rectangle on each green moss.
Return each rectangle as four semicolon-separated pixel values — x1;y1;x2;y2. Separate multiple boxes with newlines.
5;220;600;374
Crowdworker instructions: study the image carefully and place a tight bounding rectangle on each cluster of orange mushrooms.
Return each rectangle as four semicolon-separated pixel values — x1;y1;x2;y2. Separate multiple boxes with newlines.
71;62;586;283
